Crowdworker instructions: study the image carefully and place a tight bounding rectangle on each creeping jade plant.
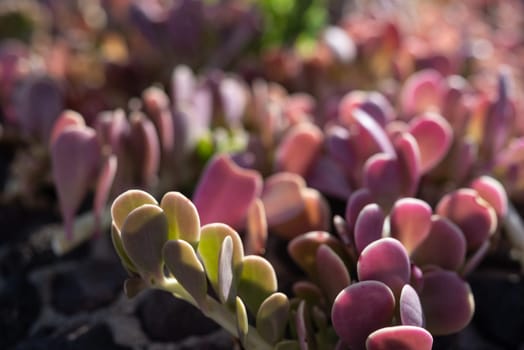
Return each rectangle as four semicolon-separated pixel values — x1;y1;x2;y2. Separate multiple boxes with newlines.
111;189;290;350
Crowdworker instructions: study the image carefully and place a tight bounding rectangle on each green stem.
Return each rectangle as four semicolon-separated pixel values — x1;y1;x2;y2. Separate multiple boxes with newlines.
161;279;273;350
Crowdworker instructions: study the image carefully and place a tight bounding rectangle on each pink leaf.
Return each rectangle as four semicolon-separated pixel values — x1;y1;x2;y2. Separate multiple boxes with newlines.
389;198;432;254
366;326;433;350
354;204;385;254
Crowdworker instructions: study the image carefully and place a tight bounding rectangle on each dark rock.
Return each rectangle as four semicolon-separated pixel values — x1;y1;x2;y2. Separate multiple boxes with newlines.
136;289;222;342
469;271;524;349
0;276;41;349
14;322;130;350
51;259;126;315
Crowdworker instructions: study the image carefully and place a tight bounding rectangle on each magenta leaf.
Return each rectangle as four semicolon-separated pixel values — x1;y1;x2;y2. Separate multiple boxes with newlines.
389;198;432;254
129;112;161;188
332;281;396;350
366;326;433;350
352;109;395;157
357;237;411;296
419;268;474;335
399;284;423;327
411;216;466;271
363;153;402;209
316;245;351;303
345;188;373;234
400;69;444;117
354;203;385;254
142;86;175;156
306;156;352;200
408;112;453;173
469;176;508;218
93;155;117;237
394;132;421;197
51;126;101;240
49;110;85;147
193;154;262;228
326;125;357;172
275;123;324;176
436;189;497;251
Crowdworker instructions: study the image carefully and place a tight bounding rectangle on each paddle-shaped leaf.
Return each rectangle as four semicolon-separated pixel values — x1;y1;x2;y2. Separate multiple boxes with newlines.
366;326;433;350
419;269;474;335
354;203;385;254
111;223;137;274
357;238;411;296
237;255;277;315
111;189;158;231
197;223;244;296
121;204;168;284
389;198;432;254
257;292;290;345
93;155;117;237
296;300;309;350
236;297;249;345
408;112;453;174
394;132;421;197
345;188;373;234
400;69;444;117
436;189;497;251
246;198;268;255
49;110;85;146
160;191;200;244
399;284;423;327
316;245;351;303
411;216;466;270
261;173;305;227
129;112;161;188
163;239;207;306
332;281;396;350
193;154;262;228
275;123;324;176
363;153;402;209
51;126;101;239
469;176;508;218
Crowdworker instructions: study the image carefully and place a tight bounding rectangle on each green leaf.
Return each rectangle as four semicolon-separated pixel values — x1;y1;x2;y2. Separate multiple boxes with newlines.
160;191;201;245
274;340;301;350
256;292;290;344
218;236;234;303
238;255;277;315
111;223;138;274
163;239;207;307
121;204;168;285
111;189;158;231
236;297;249;346
197;224;244;296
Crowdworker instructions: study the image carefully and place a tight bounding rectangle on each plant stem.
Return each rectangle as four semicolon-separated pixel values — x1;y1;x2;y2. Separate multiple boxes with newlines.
503;202;524;272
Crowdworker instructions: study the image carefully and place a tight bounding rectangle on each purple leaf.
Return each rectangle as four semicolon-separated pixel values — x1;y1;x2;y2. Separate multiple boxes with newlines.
345;188;373;234
296;300;309;350
142;86;175;156
411;216;466;270
316;245;351;303
306;155;352;200
363;153;402;209
326;125;357;172
408;112;453;173
219;76;247;128
436;189;497;251
352;109;395;157
245;198;268;255
275;123;324;176
49;110;85;147
394;132;421;197
93;155;117;237
129;112;161;188
399;284;423;327
292;281;324;307
419;268;474;335
332;281;396;350
51;126;101;240
354;204;385;254
366;326;433;350
193;154;262;229
389;198;432;254
261;172;305;227
357;237;411;296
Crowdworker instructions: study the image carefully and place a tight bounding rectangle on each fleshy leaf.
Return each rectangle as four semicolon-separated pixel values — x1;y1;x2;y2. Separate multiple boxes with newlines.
275;123;324;176
411;216;466;271
160;191;200;245
366;326;433;350
306;156;352;200
274;340;301;350
363;153;402;209
389;198;432;254
111;223;137;274
49;110;85;147
292;281;324;307
408;112;453;173
218;236;234;303
296;300;309;350
261;173;305;226
51;126;101;240
419;269;474;335
332;281;396;350
399;284;423;327
436;189;497;251
197;223;244;296
469;176;508;218
288;231;345;280
256;292;290;345
236;297;249;345
394;132;421;197
400;69;444;117
123;277;148;298
111;189;158;232
245;198;268;255
352;109;395;157
93;155;117;237
357;237;411;296
354;203;385;254
163;239;207;307
316;245;351;303
121;204;168;284
237;255;277;315
193;154;262;228
345;188;373;233
142;86;175;155
129;112;161;188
